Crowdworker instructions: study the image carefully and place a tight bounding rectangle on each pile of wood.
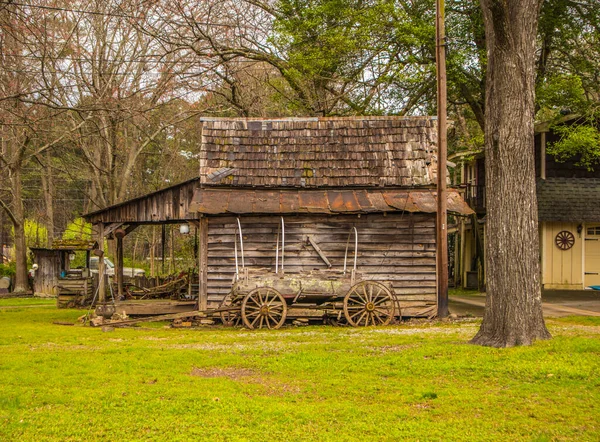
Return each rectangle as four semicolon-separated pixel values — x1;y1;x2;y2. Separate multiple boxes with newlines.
121;273;190;300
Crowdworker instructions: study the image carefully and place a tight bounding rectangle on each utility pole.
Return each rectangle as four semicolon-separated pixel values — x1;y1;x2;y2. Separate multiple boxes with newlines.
436;0;449;317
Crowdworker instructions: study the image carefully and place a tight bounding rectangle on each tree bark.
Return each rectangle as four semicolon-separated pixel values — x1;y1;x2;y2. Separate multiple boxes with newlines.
471;0;551;347
11;168;28;293
40;151;55;245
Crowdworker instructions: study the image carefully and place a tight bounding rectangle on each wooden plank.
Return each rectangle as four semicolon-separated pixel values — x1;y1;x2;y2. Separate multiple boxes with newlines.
306;235;332;268
199;217;209;310
97;223;106;303
116;236;124;299
106;310;205;327
114;301;198;316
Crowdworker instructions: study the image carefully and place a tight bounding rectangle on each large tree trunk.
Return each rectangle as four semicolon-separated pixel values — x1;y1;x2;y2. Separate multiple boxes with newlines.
11;169;29;293
471;0;551;347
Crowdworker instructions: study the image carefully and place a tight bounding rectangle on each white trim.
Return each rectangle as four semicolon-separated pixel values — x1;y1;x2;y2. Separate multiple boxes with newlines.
582;222;586;287
541;221;546;288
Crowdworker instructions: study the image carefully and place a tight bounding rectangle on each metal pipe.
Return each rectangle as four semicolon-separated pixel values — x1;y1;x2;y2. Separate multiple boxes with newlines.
281;217;285;271
343;230;351;275
234;237;239;277
275;222;280;273
353;227;358;272
236;218;245;269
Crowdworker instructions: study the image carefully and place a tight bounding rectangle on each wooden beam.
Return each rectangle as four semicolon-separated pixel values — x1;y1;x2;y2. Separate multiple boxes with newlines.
103;222;124;238
161;224;166;275
116;235;124;299
306;236;332;268
103;310;206;327
97;223;106;304
436;0;449;318
123;224;139;236
198;217;209;311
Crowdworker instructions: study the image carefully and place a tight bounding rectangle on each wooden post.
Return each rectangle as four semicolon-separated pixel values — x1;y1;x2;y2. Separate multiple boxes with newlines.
459;218;467;288
161;224;166;275
116;235;124;299
436;0;449;318
198;217;208;311
97;223;106;304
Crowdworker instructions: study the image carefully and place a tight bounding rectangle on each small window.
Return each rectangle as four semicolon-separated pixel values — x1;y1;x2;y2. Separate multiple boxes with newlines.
587;226;600;236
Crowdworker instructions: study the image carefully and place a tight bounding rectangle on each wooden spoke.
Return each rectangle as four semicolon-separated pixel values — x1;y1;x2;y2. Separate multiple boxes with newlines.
555;231;575;251
242;287;287;330
219;292;243;327
344;281;395;327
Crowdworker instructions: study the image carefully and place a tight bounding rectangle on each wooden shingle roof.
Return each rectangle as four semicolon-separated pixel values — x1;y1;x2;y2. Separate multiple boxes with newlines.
199;116;438;188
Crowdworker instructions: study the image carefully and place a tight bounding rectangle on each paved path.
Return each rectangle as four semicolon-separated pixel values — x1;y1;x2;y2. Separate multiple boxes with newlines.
450;291;600;318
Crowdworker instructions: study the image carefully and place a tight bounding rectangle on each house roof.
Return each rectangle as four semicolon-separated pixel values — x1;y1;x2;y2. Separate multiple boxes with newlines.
189;187;473;216
537;178;600;222
199;116;438;188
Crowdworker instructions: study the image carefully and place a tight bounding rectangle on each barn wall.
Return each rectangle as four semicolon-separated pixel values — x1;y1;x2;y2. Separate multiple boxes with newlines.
206;213;437;316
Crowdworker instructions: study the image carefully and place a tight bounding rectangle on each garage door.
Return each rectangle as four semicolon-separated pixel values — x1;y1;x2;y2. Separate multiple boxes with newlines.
585;225;600;287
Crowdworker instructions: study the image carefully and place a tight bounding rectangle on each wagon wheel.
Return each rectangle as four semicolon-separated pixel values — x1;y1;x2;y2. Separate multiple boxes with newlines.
219;292;242;327
555;230;575;250
241;287;287;330
344;281;395;327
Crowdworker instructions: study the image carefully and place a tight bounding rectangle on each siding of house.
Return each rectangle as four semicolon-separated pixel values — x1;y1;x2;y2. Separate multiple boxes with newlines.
206;212;437;317
542;222;583;289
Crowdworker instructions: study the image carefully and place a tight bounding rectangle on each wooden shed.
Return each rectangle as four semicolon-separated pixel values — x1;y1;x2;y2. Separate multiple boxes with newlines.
84;116;472;319
30;239;96;306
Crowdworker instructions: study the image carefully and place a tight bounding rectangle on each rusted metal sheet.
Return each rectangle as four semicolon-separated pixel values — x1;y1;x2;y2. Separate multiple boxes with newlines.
253;190;281;213
227;190;256;213
327;190;361;212
411;191;437;213
196;188;473;216
382;191;420;212
191;188;230;214
298;191;330;213
365;191;391;212
94;184;473;219
447;191;475;215
354;190;378;212
280;191;300;212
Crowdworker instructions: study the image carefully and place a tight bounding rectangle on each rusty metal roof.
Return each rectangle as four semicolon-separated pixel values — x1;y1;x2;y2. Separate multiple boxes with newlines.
190;188;473;215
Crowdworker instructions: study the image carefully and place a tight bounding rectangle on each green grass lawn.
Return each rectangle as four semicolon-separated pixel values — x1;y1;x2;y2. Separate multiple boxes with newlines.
0;300;598;441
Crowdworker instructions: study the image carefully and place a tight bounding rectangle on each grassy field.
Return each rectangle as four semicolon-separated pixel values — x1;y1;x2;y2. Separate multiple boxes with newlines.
0;299;598;441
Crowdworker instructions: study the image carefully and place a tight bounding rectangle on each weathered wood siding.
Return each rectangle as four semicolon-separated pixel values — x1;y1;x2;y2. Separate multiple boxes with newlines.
85;179;200;224
206;212;436;316
32;249;62;297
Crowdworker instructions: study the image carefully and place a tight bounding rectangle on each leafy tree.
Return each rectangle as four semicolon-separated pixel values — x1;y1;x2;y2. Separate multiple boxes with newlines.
62;218;93;241
547;122;600;170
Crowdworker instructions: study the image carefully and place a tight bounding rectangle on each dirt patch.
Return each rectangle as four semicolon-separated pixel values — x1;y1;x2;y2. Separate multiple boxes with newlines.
189;366;302;396
190;366;257;380
367;344;418;353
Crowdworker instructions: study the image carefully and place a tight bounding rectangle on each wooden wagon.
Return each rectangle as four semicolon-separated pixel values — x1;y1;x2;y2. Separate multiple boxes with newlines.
218;219;398;329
